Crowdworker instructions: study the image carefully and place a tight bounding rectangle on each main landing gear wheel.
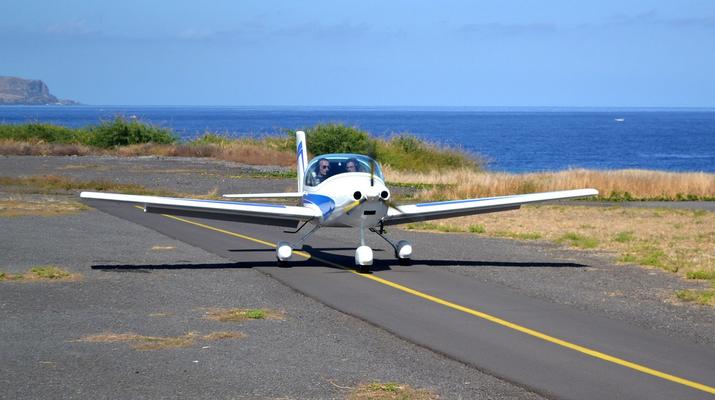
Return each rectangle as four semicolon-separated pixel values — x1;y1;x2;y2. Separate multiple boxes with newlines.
276;241;293;266
396;240;412;265
355;245;373;273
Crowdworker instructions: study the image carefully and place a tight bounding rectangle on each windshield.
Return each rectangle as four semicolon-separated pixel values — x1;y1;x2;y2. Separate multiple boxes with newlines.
304;154;384;187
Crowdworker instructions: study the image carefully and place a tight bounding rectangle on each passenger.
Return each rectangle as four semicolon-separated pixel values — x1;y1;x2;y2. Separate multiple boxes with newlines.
345;158;360;173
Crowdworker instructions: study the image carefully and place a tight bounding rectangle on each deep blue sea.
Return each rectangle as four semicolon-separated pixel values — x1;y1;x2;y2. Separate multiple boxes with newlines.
1;106;714;173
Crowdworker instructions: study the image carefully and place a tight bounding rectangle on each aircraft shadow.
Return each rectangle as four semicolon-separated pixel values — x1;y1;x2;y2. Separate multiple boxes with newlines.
92;247;587;273
228;247;383;253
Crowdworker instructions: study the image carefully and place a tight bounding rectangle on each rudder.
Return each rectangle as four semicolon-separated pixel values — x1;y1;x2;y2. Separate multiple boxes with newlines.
296;131;308;192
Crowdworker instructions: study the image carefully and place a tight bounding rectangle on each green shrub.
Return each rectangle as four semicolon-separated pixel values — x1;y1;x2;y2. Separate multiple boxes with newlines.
376;134;480;172
0;123;86;143
303;124;373;155
85;117;176;148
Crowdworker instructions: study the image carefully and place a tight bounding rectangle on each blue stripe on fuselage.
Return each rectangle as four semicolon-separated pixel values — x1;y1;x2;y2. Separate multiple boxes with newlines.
303;193;335;220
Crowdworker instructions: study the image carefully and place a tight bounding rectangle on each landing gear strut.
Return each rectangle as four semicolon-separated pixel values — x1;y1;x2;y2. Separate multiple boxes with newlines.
371;221;412;265
276;223;321;262
355;222;373;273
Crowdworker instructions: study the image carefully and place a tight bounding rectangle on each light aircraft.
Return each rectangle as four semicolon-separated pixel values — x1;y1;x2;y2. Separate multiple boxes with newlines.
81;131;598;272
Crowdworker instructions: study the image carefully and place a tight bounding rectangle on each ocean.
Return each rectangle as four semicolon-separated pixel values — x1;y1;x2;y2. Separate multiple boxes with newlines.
1;105;713;173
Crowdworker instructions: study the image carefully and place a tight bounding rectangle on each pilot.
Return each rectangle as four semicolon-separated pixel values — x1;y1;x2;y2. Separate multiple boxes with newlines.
315;158;331;183
345;158;359;173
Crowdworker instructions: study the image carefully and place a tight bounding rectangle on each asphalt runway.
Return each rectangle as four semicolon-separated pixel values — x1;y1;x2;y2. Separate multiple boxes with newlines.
87;200;715;400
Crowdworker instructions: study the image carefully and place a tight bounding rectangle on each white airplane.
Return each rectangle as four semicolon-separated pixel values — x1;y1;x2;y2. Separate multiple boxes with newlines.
81;131;598;272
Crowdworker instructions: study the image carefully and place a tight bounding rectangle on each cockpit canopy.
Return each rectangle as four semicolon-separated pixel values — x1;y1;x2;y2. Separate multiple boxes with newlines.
304;154;384;187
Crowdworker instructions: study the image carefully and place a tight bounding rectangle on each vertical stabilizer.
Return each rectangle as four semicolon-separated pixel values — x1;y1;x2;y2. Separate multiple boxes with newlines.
296;131;308;192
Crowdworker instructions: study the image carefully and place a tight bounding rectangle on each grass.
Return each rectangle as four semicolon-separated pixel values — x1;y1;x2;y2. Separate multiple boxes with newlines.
468;224;486;233
686;270;715;280
0;196;89;217
203;308;284;322
0;118;175;148
675;290;715;305
385;167;715;202
494;231;542;240
557;232;600;249
404;205;715;289
348;382;437;400
0;175;215;198
405;222;466;233
0;266;78;281
30;266;71;279
80;331;245;350
614;231;635;243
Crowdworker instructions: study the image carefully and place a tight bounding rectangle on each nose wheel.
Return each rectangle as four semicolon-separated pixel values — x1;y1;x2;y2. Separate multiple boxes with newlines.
355;245;373;273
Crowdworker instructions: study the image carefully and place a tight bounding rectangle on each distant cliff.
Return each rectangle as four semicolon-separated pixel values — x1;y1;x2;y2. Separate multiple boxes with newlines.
0;76;79;105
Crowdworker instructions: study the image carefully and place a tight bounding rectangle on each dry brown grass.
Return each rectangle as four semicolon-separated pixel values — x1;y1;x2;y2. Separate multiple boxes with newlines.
0;139;93;156
0;196;89;217
386;167;715;201
1;139;294;166
80;330;245;350
348;382;438;400
0;175;218;199
405;206;715;296
0;266;81;282
114;142;294;166
203;308;285;322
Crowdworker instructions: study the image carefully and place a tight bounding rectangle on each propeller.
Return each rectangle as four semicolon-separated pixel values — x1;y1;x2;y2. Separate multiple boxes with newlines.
366;144;403;213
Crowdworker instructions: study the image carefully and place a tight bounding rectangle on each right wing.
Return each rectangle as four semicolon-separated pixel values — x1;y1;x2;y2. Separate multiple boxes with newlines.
223;192;303;198
80;191;320;228
383;189;598;225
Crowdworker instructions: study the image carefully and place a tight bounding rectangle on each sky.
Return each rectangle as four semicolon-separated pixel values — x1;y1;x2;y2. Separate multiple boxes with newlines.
1;1;714;107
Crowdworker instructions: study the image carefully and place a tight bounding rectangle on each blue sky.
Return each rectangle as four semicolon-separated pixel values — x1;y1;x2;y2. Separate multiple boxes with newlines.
1;1;714;106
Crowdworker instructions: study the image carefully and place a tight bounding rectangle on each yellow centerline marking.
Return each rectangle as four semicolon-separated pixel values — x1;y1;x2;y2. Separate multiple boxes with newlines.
140;207;715;395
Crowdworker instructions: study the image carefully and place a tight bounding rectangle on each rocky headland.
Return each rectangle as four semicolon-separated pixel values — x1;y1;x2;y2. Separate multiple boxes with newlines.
0;76;79;105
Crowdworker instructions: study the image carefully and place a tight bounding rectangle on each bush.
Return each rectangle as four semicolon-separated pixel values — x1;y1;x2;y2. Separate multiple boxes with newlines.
376;134;480;172
188;132;232;146
0;118;175;148
304;124;374;155
85;117;176;148
0;123;86;143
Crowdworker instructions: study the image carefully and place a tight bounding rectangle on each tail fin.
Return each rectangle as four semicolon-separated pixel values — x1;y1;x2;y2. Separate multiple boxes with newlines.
296;131;308;192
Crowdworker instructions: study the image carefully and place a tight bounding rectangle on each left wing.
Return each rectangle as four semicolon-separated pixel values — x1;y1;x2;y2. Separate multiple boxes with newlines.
383;189;598;225
80;191;320;228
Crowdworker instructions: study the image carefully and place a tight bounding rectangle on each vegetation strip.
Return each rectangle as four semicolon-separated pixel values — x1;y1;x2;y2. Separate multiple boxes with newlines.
348;382;437;400
0;175;220;199
155;211;715;395
1;120;478;171
0;197;89;217
80;331;245;350
0;266;79;281
405;204;715;303
3;119;714;199
203;308;285;322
